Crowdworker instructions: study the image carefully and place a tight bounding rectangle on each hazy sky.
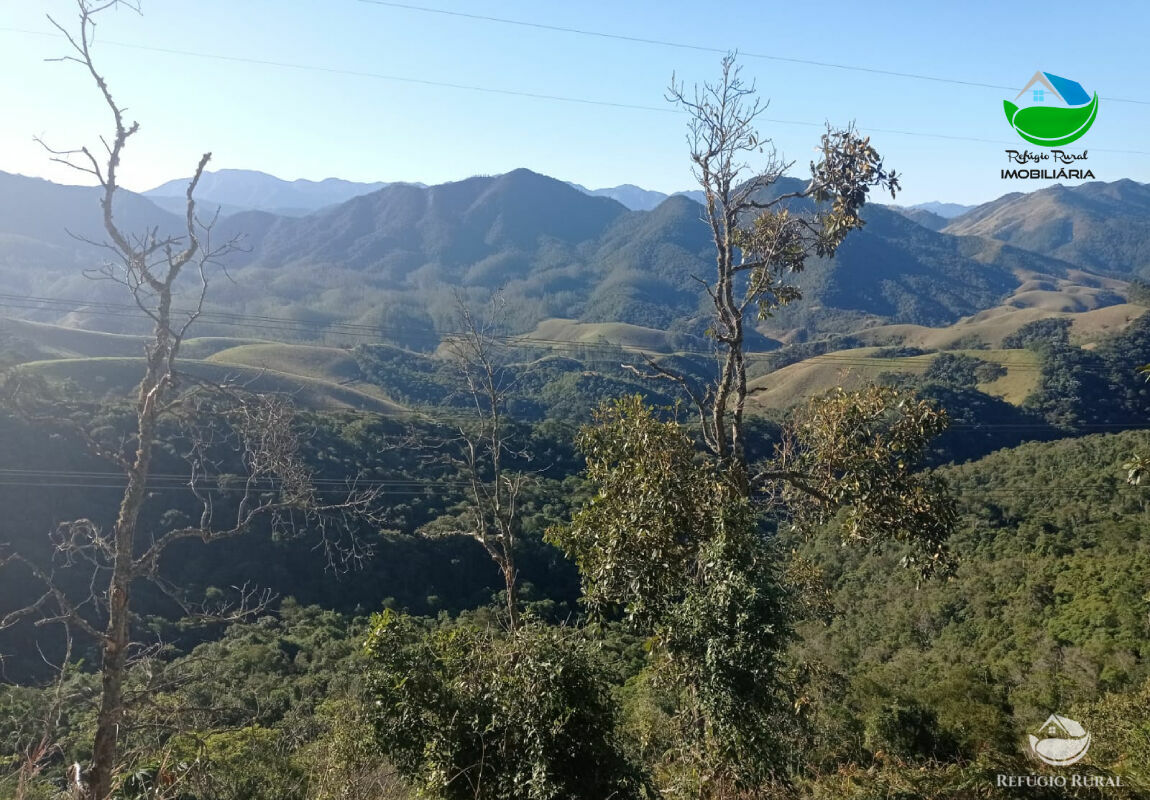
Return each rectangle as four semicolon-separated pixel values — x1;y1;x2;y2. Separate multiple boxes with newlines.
2;0;1148;206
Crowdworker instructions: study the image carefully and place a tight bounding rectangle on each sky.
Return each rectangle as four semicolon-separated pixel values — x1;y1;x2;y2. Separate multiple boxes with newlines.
2;0;1149;206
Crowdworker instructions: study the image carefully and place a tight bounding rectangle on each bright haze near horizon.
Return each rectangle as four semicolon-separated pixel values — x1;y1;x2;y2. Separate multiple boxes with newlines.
2;0;1148;206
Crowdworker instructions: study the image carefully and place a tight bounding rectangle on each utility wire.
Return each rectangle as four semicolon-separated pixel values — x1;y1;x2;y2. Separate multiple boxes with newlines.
354;0;1150;107
2;25;1149;156
0;26;675;114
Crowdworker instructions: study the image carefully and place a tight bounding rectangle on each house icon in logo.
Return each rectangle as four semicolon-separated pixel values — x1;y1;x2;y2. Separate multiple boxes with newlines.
1014;71;1093;108
1029;714;1092;766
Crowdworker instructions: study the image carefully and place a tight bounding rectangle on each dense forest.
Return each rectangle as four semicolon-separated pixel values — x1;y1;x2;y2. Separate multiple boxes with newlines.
4;368;1150;798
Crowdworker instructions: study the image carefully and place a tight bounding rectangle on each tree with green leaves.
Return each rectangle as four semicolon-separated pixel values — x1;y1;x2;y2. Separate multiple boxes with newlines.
549;389;955;792
551;56;956;795
363;611;644;800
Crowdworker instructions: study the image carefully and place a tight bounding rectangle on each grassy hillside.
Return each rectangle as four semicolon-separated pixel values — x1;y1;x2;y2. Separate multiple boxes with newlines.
944;179;1150;277
748;347;1041;409
847;302;1146;350
0;316;147;359
206;342;365;383
518;318;682;352
14;357;404;414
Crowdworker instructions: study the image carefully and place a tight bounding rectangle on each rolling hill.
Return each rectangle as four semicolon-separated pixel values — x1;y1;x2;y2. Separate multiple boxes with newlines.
747;347;1042;409
13;356;403;413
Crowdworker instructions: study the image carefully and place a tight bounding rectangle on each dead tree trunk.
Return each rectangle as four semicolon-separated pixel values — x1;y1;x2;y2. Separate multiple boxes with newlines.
440;295;526;631
0;5;381;798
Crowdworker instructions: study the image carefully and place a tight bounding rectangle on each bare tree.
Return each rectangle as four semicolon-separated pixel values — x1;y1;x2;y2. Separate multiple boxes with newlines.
650;54;900;493
432;295;529;631
0;3;378;798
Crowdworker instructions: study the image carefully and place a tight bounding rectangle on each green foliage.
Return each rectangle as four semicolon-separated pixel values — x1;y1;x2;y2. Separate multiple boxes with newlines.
658;506;793;778
549;396;793;786
1016;312;1150;431
773;385;957;577
807;126;901;258
296;695;413;800
546;396;714;625
1073;678;1150;785
1128;278;1150;306
922;352;1006;387
788;428;1150;787
363;612;643;800
167;726;302;800
863;702;958;762
1002;318;1072;349
874;346;932;358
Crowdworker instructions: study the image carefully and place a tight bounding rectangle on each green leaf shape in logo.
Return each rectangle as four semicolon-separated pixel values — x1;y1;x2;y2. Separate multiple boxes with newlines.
1003;93;1099;147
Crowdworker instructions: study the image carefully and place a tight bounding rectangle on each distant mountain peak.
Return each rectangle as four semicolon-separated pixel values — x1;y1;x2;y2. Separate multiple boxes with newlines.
906;201;975;219
142;168;403;217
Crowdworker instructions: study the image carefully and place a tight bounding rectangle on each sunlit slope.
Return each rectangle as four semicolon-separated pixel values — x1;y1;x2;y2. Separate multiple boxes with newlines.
15;357;403;413
0;316;147;359
206;343;364;382
847;303;1145;350
518;319;681;352
748;347;1041;410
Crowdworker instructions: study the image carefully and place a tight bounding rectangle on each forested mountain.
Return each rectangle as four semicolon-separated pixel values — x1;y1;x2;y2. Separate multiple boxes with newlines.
6;169;1144;346
945;179;1150;277
888;205;949;231
0;172;183;276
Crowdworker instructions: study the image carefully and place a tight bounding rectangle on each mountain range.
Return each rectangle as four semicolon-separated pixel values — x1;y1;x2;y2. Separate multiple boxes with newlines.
143;169;409;217
139;167;968;219
1;167;1146;351
141;169;710;215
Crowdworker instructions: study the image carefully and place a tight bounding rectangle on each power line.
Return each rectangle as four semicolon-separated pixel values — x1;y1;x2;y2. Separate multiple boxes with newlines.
0;470;1145;500
355;0;1150;107
3;26;1150;156
0;26;675;115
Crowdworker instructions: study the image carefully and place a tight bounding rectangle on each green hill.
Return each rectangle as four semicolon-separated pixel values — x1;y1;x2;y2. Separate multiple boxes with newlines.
748;347;1041;409
0;316;147;359
14;357;404;414
794;428;1150;742
849;302;1145;350
517;319;683;352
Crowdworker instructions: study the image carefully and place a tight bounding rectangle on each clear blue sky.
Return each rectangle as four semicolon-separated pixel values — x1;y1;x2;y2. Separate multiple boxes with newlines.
2;0;1148;206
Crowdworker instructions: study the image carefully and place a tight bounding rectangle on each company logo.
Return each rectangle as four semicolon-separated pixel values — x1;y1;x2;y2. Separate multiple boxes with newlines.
1028;713;1092;766
1004;72;1099;147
